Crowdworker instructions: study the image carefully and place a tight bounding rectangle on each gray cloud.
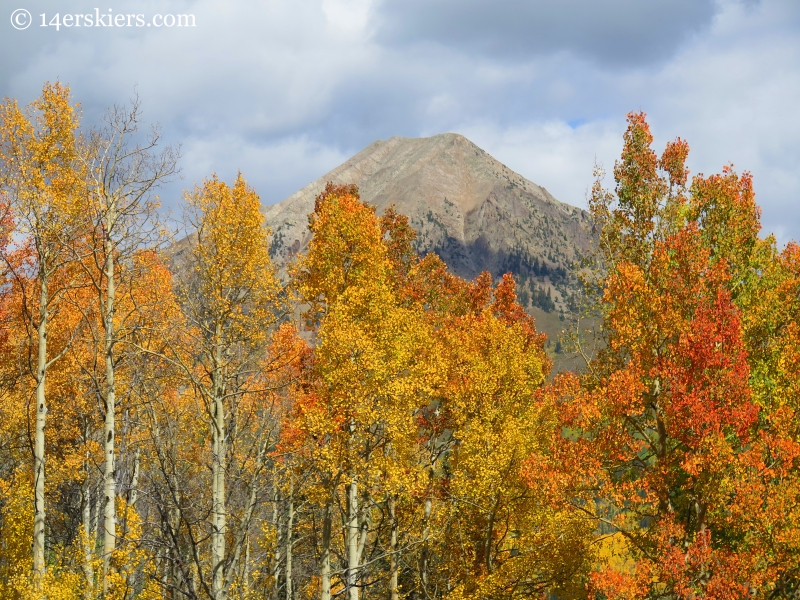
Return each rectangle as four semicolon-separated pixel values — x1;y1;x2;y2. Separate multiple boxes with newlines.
376;0;718;67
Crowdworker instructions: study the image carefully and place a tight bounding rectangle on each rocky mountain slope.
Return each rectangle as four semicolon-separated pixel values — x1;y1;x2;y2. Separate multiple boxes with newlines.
264;133;593;316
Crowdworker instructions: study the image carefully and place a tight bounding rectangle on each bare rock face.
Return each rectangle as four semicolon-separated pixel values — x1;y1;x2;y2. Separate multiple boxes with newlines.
264;133;593;313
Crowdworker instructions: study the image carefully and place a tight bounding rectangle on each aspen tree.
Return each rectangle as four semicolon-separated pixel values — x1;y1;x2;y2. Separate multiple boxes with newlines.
290;185;441;600
79;94;179;595
175;173;286;599
0;83;87;585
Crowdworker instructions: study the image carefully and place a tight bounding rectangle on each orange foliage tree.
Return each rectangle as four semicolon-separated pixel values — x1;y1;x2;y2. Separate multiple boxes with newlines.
536;112;800;599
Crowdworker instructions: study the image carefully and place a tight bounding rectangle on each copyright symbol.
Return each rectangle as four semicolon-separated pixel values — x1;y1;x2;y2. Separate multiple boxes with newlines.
10;9;31;30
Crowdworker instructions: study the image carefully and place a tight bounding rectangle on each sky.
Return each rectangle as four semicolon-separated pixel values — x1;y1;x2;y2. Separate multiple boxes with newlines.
2;0;799;244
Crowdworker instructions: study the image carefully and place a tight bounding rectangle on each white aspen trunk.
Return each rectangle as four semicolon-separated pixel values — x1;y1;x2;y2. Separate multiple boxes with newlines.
242;536;251;598
91;484;100;541
211;355;227;600
82;454;95;598
169;475;181;595
421;497;432;591
32;275;48;585
346;478;359;600
389;495;399;600
129;447;140;509
222;440;265;596
285;479;294;600
273;487;281;600
126;447;141;596
102;235;117;597
320;501;332;600
356;495;369;568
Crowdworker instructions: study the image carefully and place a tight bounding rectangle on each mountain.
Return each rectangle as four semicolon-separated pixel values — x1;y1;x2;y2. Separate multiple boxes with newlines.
264;133;593;316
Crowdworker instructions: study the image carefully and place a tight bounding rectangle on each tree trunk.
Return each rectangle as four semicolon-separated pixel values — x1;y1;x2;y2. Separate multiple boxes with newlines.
285;479;294;600
91;484;100;542
273;487;282;600
82;454;95;598
242;536;251;598
347;478;359;600
222;436;266;594
484;499;497;574
168;473;182;599
102;238;117;597
420;496;432;592
211;357;227;600
129;447;140;509
126;447;142;596
389;495;399;600
320;500;332;600
32;275;48;586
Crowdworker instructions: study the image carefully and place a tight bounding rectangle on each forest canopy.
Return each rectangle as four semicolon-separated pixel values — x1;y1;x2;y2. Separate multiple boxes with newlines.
1;83;799;600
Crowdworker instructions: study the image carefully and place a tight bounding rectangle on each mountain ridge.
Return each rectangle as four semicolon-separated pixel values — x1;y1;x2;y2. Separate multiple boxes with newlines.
264;132;593;315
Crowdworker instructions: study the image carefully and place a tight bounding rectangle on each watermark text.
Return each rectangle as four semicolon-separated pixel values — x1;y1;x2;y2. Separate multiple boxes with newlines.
11;8;196;31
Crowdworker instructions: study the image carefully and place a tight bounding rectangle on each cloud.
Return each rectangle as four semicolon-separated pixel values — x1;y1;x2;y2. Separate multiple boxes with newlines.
0;0;798;243
1;0;378;208
176;133;351;207
454;118;624;208
376;0;718;67
430;0;800;244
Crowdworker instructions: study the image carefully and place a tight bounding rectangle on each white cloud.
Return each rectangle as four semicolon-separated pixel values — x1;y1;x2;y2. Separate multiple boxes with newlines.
322;0;377;36
177;133;352;207
453;119;624;209
1;0;797;243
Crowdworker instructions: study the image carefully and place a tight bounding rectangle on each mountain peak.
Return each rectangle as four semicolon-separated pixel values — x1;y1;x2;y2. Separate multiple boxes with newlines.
265;133;592;313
